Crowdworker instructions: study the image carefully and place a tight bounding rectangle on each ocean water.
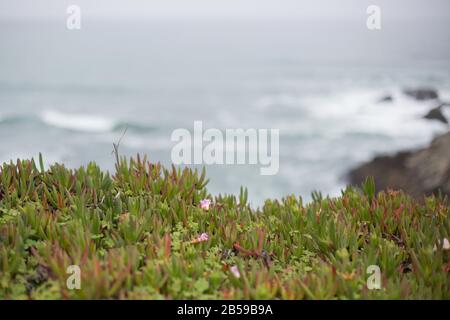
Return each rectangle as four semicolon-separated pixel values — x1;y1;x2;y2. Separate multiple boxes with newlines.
1;19;450;206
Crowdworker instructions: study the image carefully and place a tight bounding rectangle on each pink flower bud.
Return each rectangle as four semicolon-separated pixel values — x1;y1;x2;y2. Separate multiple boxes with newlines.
200;199;212;211
230;265;241;279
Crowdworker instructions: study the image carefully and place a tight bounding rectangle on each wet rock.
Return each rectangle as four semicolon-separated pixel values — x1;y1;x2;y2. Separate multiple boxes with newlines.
348;133;450;198
404;88;438;100
378;95;393;103
424;105;448;124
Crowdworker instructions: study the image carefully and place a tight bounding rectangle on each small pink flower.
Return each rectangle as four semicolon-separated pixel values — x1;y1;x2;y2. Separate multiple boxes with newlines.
200;199;212;211
197;233;209;242
191;232;209;244
230;265;241;279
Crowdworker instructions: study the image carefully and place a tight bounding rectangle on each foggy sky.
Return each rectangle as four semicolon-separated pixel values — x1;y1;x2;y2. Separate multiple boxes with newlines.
1;0;449;21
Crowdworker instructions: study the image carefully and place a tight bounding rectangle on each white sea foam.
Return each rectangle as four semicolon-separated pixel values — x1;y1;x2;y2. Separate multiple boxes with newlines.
247;87;449;202
41;110;116;133
441;104;450;124
264;88;447;143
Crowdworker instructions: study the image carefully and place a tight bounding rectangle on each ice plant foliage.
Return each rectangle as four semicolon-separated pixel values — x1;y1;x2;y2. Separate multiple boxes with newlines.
0;154;448;299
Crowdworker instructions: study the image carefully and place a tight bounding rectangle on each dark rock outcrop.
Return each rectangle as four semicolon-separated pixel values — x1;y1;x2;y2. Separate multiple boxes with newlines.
348;133;450;198
378;95;393;103
404;88;439;100
424;105;448;124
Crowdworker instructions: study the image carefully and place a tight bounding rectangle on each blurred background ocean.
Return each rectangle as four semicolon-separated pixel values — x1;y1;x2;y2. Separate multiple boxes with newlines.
0;0;449;206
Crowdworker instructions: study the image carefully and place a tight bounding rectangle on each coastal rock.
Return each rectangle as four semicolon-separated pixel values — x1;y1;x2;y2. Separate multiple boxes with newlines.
404;88;438;100
348;132;450;198
424;105;448;124
378;95;393;103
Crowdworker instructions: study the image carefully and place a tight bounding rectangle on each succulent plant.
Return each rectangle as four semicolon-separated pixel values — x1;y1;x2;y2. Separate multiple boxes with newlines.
0;155;448;299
